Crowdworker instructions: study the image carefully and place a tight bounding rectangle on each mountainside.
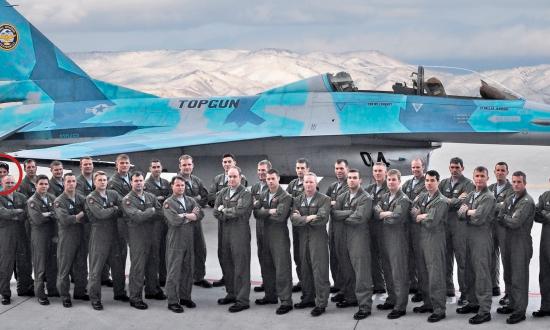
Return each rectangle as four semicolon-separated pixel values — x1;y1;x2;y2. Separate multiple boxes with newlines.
70;49;550;103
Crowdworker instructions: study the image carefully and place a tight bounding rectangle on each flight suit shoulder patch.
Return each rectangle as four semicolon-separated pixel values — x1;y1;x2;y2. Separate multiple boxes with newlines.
30;202;35;208
164;203;170;209
54;201;60;208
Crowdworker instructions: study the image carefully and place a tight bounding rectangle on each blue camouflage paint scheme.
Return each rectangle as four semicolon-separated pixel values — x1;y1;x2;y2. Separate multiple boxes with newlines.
1;1;550;160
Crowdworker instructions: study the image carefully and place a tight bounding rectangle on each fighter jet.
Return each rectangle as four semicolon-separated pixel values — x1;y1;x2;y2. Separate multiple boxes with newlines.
2;1;550;181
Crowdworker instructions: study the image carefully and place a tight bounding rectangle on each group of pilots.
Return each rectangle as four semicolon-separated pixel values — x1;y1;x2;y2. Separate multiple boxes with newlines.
1;153;550;325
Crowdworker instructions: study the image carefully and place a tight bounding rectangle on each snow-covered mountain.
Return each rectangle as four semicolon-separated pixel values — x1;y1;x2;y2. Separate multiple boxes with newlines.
70;49;550;103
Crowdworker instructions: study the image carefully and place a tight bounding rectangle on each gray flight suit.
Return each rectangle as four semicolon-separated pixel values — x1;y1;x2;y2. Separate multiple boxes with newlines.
291;191;331;308
251;181;269;289
85;190;127;302
488;181;513;293
287;179;306;284
76;175;105;282
18;176;36;198
15;176;34;294
253;186;293;306
402;177;426;294
213;185;253;306
179;173;209;282
536;190;550;311
0;193;27;299
411;190;448;314
121;191;162;302
459;188;495;314
163;195;204;305
375;189;411;311
107;173;132;272
439;175;474;296
497;191;535;315
326;180;349;291
54;192;89;299
48;178;64;197
331;188;373;311
144;176;171;286
27;192;59;299
209;173;248;283
365;182;389;292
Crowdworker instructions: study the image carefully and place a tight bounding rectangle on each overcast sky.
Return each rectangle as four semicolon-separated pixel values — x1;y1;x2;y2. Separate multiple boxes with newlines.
10;0;550;69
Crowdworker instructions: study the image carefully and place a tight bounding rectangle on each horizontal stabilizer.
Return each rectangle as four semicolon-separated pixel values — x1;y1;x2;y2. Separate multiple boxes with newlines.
0;121;32;141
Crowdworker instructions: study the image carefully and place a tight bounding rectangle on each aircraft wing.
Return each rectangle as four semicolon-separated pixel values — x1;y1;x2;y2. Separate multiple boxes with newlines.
9;129;275;160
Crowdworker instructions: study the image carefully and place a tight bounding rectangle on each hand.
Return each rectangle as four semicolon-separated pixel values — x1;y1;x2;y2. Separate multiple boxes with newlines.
268;208;277;215
157;196;165;201
293;210;301;217
305;215;317;222
458;204;469;216
14;208;25;214
410;207;420;218
217;205;225;212
331;200;336;206
379;211;392;219
458;192;468;201
467;209;475;217
374;205;383;213
186;212;198;221
416;214;427;223
42;212;51;217
192;206;201;214
76;211;85;221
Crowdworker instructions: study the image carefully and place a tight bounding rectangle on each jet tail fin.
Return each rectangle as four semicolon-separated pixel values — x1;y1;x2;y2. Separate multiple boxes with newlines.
0;1;154;105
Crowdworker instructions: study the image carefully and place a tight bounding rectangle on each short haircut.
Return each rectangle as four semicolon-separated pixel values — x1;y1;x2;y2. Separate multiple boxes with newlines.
348;169;361;178
150;159;161;165
267;168;279;177
223;153;236;161
24;159;36;166
296;158;310;168
387;169;401;180
495;161;509;171
512;171;527;183
50;160;63;168
63;172;76;181
179;154;193;162
228;166;242;175
411;158;424;166
373;161;387;169
474;166;489;175
0;162;8;171
80;156;93;165
93;171;107;180
171;175;185;185
425;170;440;181
304;172;318;180
116;154;130;162
258;159;272;169
36;174;49;184
131;171;144;180
335;159;349;167
450;157;464;167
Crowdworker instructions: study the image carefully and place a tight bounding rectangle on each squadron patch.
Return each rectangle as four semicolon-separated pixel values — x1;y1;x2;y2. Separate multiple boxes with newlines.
30;202;35;208
54;201;60;208
164;203;169;209
0;24;18;51
126;200;131;205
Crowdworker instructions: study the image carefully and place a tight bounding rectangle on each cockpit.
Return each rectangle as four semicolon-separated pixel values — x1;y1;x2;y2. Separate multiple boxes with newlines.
327;65;520;100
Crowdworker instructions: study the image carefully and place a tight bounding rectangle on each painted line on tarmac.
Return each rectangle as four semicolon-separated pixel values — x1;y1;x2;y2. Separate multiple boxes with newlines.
0;297;32;316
